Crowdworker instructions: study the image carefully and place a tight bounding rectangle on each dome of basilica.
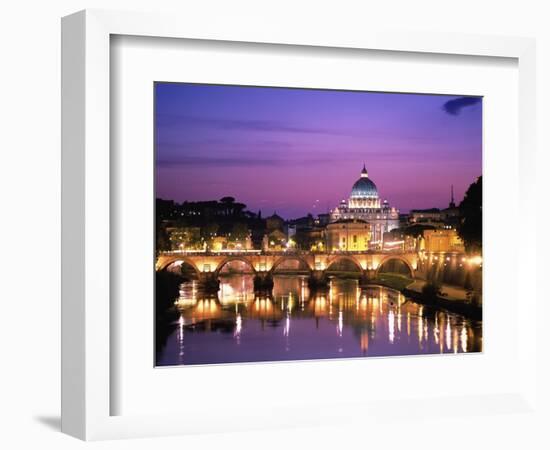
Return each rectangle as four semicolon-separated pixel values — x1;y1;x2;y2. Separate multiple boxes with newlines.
350;165;379;199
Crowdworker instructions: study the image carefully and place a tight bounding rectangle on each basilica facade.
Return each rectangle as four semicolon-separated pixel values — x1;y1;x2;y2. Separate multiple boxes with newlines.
329;165;399;247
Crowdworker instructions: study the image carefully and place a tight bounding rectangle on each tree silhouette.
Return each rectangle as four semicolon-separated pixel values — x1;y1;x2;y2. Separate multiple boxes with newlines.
220;196;235;216
458;176;482;253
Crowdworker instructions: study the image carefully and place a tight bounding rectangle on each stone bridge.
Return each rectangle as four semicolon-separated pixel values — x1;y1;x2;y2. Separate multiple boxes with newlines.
156;250;420;289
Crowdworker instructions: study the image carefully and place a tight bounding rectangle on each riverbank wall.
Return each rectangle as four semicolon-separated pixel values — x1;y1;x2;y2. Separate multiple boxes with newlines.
402;287;482;321
369;276;482;321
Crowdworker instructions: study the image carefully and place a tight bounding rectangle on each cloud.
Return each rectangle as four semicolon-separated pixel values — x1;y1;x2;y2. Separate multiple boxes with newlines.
156;155;335;168
442;96;482;116
156;138;294;153
156;114;349;136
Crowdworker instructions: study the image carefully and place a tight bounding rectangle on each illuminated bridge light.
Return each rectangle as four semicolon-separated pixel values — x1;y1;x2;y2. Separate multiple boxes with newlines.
470;255;482;266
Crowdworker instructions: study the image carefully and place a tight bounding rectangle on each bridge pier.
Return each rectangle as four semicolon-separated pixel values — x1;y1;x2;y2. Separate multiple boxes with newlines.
366;268;377;280
253;272;274;290
197;273;220;292
307;270;329;290
359;274;370;289
354;269;376;289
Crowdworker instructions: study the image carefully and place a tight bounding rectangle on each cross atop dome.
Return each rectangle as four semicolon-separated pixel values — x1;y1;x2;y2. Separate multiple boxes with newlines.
361;163;368;178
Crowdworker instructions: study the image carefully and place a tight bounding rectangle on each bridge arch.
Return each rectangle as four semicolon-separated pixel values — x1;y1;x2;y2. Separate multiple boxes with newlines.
270;255;313;273
376;255;415;278
215;256;257;275
325;255;364;273
158;257;201;276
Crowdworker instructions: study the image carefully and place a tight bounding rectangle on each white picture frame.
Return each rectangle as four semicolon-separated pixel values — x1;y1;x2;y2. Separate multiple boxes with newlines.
61;9;538;441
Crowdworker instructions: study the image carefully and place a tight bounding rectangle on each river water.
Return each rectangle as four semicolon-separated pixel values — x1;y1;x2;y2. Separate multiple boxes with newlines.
156;274;482;366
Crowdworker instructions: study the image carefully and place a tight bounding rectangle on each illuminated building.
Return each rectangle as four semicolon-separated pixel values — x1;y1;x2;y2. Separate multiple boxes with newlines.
408;186;460;228
166;226;201;250
263;212;288;250
262;229;287;251
211;235;253;251
382;230;418;252
421;229;465;253
326;219;371;251
211;236;227;251
266;212;284;232
330;165;399;247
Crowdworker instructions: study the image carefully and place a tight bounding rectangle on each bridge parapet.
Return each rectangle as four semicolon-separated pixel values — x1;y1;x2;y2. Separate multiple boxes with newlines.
157;250;419;277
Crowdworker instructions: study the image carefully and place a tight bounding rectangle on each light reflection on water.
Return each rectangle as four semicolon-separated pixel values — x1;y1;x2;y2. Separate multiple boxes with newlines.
157;275;482;366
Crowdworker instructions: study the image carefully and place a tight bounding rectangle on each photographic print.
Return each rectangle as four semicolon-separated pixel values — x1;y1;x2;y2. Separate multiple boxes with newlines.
154;83;483;366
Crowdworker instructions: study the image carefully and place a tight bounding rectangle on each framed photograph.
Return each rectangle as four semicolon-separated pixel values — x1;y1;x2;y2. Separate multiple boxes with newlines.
62;9;537;440
153;82;483;367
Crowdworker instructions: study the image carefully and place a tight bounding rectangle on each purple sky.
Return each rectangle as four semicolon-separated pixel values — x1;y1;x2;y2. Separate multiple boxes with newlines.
155;83;482;218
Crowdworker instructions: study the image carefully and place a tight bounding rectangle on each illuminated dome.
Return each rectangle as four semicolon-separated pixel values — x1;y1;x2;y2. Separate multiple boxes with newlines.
350;165;379;199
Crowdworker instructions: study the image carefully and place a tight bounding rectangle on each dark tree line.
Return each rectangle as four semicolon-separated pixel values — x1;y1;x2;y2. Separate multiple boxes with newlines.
156;197;267;252
457;176;482;253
